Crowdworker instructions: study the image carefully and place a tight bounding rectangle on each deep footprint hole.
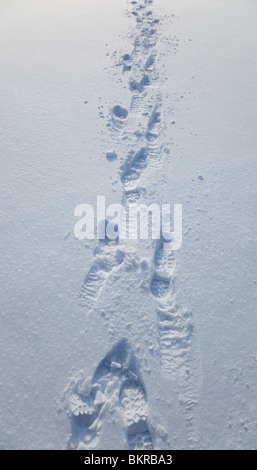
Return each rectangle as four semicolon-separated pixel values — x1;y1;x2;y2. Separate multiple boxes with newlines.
112;105;128;120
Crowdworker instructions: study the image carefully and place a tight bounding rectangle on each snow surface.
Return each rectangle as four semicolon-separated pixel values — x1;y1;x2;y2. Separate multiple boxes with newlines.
0;0;257;450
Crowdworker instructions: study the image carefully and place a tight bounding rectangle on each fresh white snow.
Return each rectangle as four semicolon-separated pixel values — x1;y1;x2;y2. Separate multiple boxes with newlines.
0;0;257;450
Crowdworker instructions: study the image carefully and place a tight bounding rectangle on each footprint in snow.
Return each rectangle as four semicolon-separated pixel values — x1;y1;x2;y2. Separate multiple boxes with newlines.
64;339;154;450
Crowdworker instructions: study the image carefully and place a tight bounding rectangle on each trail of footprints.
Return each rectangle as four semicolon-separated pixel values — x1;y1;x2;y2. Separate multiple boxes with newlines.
150;238;198;445
79;0;163;309
64;340;153;450
71;0;199;449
